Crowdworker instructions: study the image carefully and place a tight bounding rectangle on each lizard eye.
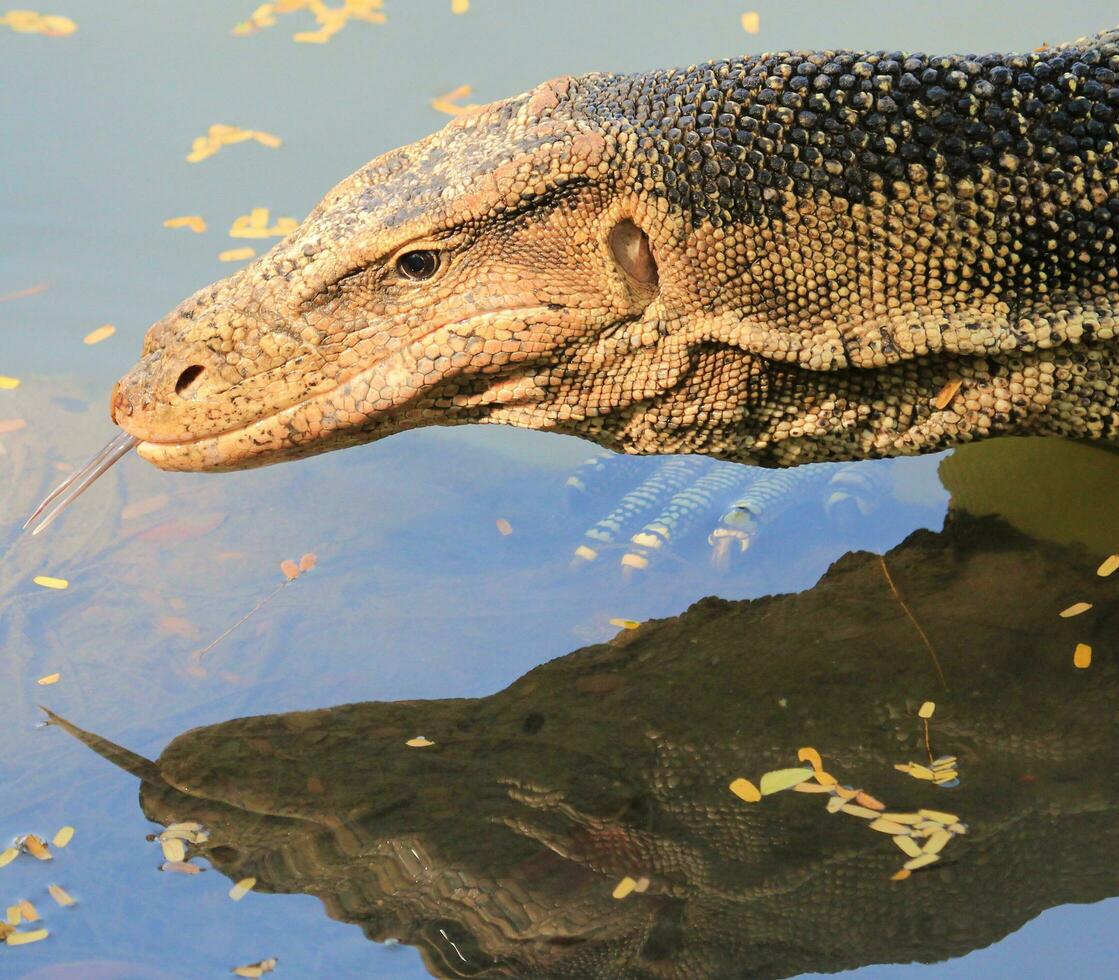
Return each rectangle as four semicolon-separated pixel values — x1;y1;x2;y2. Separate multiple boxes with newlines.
396;249;440;281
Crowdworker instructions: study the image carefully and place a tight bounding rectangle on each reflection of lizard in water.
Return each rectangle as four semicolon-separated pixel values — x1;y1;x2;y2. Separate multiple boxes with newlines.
49;512;1118;979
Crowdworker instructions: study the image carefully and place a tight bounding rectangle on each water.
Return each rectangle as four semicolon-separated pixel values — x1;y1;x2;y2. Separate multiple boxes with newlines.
1;2;1116;977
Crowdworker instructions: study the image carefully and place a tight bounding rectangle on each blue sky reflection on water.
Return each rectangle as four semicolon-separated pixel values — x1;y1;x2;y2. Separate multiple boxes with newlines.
1;2;1117;977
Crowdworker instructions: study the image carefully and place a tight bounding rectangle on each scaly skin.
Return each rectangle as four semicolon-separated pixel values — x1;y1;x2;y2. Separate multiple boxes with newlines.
112;29;1119;471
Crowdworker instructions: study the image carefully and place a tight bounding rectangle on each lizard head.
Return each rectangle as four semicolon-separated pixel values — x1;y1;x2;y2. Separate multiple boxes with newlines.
110;76;668;472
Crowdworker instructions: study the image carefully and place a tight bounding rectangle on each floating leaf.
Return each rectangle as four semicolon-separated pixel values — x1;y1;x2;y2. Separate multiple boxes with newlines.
728;777;761;803
229;877;256;901
1059;601;1093;618
160;838;186;863
33;576;68;590
83;324;116;345
280;559;300;581
1097;554;1119;577
163;215;207;233
0;847;18;868
933;378;963;410
406;736;434;748
47;884;74;907
759;768;815;796
918;701;935;719
740;11;760;34
219;247;256;262
36;673;60;686
495;518;513;536
612;876;637;899
0;376;22;389
1073;643;1092;669
5;927;48;945
298;552;317;572
608;618;640;630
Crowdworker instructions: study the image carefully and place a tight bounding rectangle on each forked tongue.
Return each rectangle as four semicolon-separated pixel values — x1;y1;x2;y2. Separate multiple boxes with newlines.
23;429;139;536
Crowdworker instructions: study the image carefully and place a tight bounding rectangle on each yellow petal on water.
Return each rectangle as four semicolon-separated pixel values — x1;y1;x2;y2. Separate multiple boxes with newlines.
5;905;20;925
495;518;513;536
0;418;27;433
229;877;256;901
1096;554;1119;577
33;576;68;590
931;756;957;769
1059;602;1093;618
5;927;48;945
38;15;77;35
917;701;935;719
612;876;637;899
121;493;170;520
933;378;963;409
298;552;317;572
792;781;831;793
431;84;480;116
0;376;22;389
796;747;823;772
855;791;886;811
916;808;959;825
23;835;51;861
890;868;911;881
760;768;815;796
233;959;278;978
451;0;469;12
903;852;940;871
406;736;434;747
825;795;846;813
932;769;959;783
1073;643;1092;669
898;762;936;780
740;11;760;34
251;131;283;148
219;247;256;262
632;877;650;893
280;559;300;581
893;835;923;857
729;777;761;803
47;884;74;907
839;804;880;820
18;900;38;922
868;817;912;835
163;215;207;233
0;847;18;868
160;838;186;863
161;861;203;874
923;828;953;855
832;784;859;799
37;673;60;686
812;769;838;787
609;618;640;630
83;324;116;345
881;812;922;825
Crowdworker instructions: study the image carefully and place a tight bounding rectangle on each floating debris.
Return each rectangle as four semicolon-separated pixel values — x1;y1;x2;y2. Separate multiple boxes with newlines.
234;0;385;43
47;884;74;907
1096;554;1119;577
612;876;637;899
187;125;282;163
1073;643;1092;669
406;736;434;748
5;927;49;945
219;247;257;263
0;10;75;34
233;957;278;978
759;768;814;796
495;518;513;536
432;84;480;116
0;376;22;390
933;378;963;409
33;576;68;590
163;215;207;233
229;877;256;901
229;208;299;239
740;11;760;34
728;777;761;803
36;673;60;686
1059;602;1093;618
83;324;115;345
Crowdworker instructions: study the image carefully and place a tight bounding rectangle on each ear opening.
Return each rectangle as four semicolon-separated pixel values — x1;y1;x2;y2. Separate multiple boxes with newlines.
609;219;659;289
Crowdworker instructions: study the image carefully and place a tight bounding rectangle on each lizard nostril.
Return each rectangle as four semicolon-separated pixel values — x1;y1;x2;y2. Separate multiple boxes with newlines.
174;365;206;397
